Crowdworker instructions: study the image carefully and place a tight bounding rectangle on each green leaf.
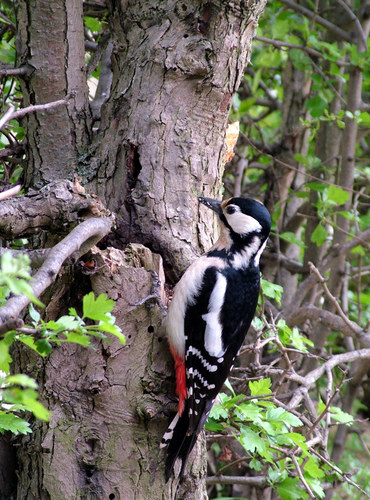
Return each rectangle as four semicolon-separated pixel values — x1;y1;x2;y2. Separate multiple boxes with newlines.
29;304;41;323
277;477;305;500
286;432;309;452
18;335;47;357
84;16;103;33
304;457;325;479
5;374;38;389
249;378;272;397
281;411;303;427
35;339;53;355
239;426;266;454
239;98;257;113
289;327;313;352
93;322;126;344
55;315;81;330
21;390;50;421
0;340;12;373
261;279;283;305
330;406;353;424
204;418;225;432
250;458;263;471
293;154;321;168
306;95;327;118
326;185;349;205
290;48;312;71
279;232;306;249
306;477;325;498
266;407;285;421
235;402;262;421
311;223;327;247
224;378;236;397
358;111;370;126
0;412;32;435
63;331;91;346
83;292;114;321
209;401;229;420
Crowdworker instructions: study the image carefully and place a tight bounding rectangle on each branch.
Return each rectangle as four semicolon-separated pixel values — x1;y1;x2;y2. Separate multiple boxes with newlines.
241;132;370;201
287;349;370;408
0;216;114;327
286;304;370;347
0;179;107;239
334;0;367;50
0;97;71;130
278;0;353;43
0;185;21;201
255;36;320;59
285;227;370;309
0;66;30;77
308;262;360;335
255;36;351;68
206;475;268;487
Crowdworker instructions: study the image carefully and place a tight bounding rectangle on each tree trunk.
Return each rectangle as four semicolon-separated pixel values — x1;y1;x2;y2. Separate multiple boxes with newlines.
93;0;267;279
16;0;91;188
9;0;267;498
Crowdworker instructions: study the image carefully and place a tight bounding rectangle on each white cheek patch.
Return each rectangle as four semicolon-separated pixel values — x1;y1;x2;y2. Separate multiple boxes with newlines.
226;212;262;235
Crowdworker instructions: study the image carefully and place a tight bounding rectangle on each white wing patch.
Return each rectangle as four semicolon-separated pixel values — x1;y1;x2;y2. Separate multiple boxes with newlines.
166;257;226;359
202;273;227;358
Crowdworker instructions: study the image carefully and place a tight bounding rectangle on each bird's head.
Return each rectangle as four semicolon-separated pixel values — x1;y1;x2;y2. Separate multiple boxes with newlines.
199;196;271;239
198;196;271;266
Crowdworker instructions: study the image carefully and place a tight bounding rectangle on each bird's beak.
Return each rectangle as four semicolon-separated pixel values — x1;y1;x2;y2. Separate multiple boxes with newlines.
198;196;222;216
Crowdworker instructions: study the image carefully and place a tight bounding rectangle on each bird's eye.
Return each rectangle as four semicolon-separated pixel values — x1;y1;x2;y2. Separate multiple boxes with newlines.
226;206;236;215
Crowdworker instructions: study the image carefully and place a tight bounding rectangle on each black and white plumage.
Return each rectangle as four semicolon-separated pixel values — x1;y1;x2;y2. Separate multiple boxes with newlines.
161;196;271;481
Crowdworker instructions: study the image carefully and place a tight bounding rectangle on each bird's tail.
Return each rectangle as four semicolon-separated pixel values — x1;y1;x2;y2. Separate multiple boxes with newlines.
160;408;198;482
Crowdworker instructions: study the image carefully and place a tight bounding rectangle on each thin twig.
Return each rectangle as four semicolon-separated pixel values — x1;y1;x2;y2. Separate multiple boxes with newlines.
255;36;350;68
278;0;353;42
310;448;370;497
0;98;71;130
334;0;367;50
291;454;315;499
308;262;359;335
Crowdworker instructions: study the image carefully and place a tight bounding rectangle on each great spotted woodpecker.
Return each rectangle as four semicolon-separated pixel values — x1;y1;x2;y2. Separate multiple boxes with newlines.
160;196;271;481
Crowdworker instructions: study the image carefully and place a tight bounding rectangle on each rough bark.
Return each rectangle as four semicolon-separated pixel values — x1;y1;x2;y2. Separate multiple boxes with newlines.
0;180;107;240
15;0;91;187
93;0;267;279
14;245;206;500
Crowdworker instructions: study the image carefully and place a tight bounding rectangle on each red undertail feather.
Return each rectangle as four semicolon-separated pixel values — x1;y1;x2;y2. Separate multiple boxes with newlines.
169;344;186;415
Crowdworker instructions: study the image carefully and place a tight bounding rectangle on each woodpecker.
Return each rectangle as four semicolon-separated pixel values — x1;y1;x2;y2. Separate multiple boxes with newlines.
160;196;271;481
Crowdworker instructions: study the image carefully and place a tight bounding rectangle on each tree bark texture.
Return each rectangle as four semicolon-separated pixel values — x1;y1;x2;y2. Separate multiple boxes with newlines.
16;0;91;188
93;0;267;279
14;245;206;500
